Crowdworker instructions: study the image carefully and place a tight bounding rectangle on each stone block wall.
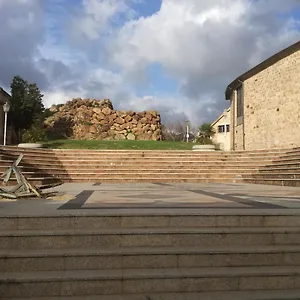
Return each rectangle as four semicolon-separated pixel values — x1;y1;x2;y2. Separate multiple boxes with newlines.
45;98;162;141
230;50;300;150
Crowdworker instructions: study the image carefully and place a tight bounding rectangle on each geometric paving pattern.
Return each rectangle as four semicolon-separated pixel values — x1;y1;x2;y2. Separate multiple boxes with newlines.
2;182;300;214
57;183;300;210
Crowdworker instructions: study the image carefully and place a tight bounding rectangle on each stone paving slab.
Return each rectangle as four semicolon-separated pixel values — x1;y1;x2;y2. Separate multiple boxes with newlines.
0;183;300;216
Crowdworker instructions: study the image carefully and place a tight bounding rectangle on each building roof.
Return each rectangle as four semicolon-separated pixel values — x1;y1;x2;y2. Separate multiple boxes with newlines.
211;107;230;127
225;40;300;100
0;87;11;105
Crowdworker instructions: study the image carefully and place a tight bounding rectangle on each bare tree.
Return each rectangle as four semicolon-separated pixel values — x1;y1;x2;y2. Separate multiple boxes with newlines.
162;122;196;141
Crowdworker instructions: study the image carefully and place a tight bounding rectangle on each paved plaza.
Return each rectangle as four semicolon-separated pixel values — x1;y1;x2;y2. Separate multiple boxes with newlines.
1;182;300;216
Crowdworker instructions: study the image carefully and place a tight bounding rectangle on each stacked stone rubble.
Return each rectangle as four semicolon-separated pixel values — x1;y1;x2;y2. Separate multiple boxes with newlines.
45;98;162;141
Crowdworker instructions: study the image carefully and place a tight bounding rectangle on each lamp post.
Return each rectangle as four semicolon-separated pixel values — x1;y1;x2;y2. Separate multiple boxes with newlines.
186;120;190;143
3;102;10;146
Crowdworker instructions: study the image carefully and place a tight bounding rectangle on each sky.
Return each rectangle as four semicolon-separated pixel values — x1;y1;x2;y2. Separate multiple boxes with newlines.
0;0;300;126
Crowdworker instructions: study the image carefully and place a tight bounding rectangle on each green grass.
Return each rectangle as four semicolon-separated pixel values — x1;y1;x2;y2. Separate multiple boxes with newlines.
43;139;194;150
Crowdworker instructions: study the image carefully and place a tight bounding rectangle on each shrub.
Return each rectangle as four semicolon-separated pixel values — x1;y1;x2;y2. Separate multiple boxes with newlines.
22;123;47;143
194;136;213;145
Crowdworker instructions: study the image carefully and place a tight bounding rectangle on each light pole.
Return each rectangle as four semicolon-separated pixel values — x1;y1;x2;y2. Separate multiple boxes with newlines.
3;102;10;146
186;120;190;142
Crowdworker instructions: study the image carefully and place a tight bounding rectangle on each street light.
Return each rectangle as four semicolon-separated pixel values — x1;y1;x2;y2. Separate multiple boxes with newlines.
3;102;10;146
186;120;191;142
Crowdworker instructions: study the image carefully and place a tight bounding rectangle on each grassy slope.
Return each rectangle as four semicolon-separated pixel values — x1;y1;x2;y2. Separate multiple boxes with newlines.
43;139;194;150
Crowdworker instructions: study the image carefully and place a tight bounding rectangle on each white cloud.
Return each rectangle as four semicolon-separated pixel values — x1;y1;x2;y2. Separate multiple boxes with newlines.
42;90;71;106
71;0;137;40
1;0;300;126
0;0;48;88
110;0;299;78
100;0;300;123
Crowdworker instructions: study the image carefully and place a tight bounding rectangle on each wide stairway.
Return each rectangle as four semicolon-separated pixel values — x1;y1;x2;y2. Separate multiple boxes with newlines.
1;146;300;186
243;147;300;187
1;213;300;299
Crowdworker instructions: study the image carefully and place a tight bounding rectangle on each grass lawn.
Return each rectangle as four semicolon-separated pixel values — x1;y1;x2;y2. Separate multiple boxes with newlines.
43;139;194;150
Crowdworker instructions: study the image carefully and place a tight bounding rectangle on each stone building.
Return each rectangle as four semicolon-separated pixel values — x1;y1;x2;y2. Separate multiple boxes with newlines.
225;40;300;150
0;88;11;145
211;108;231;151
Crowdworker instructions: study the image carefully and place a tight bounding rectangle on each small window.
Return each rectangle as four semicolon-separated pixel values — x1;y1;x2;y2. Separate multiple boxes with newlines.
237;85;244;118
226;125;230;132
218;125;225;133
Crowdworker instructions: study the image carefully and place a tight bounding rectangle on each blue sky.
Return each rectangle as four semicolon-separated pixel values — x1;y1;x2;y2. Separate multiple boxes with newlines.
0;0;300;125
132;0;162;17
144;63;179;97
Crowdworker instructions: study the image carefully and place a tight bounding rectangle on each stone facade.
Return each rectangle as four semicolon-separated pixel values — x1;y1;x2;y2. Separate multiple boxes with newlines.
45;98;162;141
226;41;300;150
211;108;231;151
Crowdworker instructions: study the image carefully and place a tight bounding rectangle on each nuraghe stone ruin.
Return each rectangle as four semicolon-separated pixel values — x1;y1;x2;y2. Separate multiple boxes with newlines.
45;98;162;141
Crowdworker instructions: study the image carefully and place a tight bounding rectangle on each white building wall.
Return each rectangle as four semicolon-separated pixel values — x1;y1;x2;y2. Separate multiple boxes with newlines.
212;109;231;151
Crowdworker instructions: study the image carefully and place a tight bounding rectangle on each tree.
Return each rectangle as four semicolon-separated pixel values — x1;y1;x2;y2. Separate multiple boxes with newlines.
195;122;215;144
162;122;196;141
9;75;44;141
198;122;215;138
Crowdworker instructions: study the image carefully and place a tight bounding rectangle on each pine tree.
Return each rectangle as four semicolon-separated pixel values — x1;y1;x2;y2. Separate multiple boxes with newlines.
9;75;44;142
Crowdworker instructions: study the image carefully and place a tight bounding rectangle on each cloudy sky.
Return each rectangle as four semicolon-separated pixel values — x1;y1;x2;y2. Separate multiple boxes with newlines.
1;0;300;126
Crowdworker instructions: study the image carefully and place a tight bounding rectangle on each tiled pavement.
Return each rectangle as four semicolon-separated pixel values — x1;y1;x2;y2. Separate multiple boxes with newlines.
0;182;300;216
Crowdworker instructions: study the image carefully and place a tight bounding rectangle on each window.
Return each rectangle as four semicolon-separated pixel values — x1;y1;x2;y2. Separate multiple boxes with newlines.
218;125;225;133
218;125;230;133
237;85;244;118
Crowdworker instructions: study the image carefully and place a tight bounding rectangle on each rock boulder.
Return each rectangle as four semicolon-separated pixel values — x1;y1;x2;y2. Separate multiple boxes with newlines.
45;98;162;141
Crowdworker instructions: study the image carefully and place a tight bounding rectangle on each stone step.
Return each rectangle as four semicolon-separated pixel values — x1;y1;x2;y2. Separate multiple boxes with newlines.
0;160;266;168
274;153;300;160
2;147;299;186
270;158;300;164
0;172;260;182
1;227;299;250
0;175;266;183
249;173;300;179
2;177;243;185
57;174;247;181
0;158;279;166
2;245;300;272
51;154;281;159
0;159;276;165
260;167;300;172
0;153;282;161
3;214;299;231
264;163;300;169
0;173;249;182
26;172;257;180
56;151;293;156
3;166;260;173
0;156;276;163
1;266;300;297
284;147;300;153
0;148;285;157
5;172;254;179
2;290;300;300
242;178;300;187
0;160;270;169
1;146;291;155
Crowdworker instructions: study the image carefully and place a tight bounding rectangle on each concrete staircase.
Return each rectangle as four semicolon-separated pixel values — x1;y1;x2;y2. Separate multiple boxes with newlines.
1;146;300;186
1;213;300;298
242;148;300;187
